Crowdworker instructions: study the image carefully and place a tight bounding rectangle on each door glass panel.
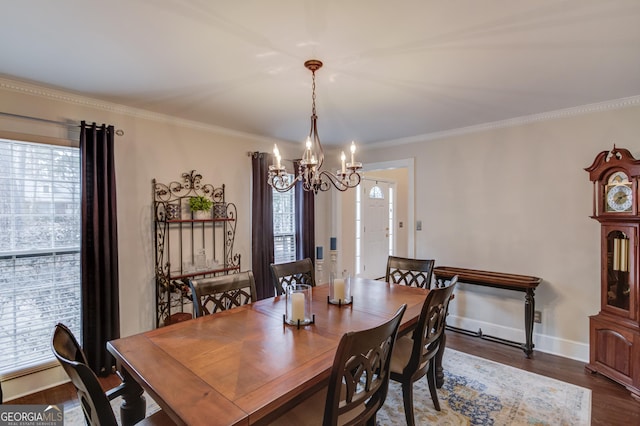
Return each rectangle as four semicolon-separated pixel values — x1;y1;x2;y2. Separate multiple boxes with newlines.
607;230;631;310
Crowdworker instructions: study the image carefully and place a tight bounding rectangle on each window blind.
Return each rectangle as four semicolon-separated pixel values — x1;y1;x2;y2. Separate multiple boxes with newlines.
272;179;296;264
0;139;81;377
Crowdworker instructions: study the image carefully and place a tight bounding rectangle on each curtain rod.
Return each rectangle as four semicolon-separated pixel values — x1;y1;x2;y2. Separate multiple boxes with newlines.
0;111;124;136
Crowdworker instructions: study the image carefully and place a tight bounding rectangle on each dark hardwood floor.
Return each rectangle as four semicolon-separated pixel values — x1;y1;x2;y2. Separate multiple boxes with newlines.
5;332;640;425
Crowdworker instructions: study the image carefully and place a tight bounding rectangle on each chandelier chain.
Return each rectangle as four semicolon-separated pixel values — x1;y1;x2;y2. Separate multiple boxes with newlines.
311;70;317;117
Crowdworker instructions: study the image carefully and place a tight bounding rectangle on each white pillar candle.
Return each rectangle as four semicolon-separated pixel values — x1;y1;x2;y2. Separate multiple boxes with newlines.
291;292;305;323
334;278;345;301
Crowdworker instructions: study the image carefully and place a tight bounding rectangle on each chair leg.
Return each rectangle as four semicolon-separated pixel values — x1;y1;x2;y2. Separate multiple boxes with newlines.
427;360;441;411
366;414;376;426
401;380;416;426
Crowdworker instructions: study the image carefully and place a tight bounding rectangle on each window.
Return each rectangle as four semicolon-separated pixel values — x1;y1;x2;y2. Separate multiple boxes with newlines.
272;176;296;264
369;185;384;199
0;138;81;377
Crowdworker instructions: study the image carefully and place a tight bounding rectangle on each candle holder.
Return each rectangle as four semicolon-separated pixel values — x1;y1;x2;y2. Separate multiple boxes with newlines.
328;271;353;306
284;284;315;329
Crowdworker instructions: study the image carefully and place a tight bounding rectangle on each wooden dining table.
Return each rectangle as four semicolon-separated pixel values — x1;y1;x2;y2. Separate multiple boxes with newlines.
107;278;430;426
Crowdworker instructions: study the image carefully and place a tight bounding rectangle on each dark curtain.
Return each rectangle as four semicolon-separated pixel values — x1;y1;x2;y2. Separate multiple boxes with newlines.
80;121;120;376
294;160;315;261
251;152;275;300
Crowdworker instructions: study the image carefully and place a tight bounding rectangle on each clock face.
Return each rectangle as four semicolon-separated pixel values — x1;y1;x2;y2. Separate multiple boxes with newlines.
606;184;633;212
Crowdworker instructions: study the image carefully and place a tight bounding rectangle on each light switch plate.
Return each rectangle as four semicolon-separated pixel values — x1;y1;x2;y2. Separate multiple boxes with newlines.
416;220;422;231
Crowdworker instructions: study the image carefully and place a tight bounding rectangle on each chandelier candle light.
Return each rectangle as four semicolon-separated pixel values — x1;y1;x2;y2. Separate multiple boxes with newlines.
269;59;362;193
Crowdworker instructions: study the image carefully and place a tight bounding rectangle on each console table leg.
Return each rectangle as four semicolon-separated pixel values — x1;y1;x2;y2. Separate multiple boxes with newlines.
119;369;146;426
523;289;535;358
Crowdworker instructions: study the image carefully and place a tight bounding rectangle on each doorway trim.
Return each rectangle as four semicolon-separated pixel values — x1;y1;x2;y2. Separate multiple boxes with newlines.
362;158;415;257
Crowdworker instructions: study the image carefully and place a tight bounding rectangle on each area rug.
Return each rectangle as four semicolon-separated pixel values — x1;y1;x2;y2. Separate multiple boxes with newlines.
64;393;160;425
377;348;591;425
64;349;590;425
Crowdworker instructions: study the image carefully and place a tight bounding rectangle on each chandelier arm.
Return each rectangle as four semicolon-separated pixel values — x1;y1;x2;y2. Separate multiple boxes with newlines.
318;170;361;192
268;170;301;193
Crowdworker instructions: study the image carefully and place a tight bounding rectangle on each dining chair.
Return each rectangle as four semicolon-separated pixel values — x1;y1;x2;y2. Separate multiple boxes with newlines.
51;323;173;426
385;255;435;289
269;304;406;426
389;276;458;426
188;271;257;317
270;258;316;296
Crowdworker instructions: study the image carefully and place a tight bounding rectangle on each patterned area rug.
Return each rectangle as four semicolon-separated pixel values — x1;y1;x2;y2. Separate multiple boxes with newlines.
64;393;160;425
378;348;591;425
64;349;590;425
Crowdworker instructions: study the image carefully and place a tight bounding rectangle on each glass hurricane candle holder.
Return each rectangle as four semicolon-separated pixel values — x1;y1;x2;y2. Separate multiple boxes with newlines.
284;284;315;328
329;271;353;306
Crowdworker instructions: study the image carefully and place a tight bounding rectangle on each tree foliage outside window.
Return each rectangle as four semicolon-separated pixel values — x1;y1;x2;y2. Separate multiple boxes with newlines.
0;139;81;376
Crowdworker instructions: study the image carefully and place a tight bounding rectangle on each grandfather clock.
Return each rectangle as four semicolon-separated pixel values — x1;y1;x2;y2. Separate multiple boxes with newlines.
585;146;640;399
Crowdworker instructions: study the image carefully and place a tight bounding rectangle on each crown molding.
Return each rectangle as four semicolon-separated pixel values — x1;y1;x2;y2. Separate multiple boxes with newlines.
0;76;280;145
3;76;639;150
367;95;640;150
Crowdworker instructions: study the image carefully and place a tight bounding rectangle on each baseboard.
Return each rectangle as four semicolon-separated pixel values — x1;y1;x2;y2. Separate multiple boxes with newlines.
447;315;589;363
1;365;69;402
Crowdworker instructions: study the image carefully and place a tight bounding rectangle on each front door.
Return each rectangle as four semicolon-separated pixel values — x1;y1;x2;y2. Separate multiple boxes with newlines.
360;179;390;279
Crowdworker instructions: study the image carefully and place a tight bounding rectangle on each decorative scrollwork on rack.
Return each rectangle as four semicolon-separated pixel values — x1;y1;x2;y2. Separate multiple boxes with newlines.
224;203;239;269
155;170;225;204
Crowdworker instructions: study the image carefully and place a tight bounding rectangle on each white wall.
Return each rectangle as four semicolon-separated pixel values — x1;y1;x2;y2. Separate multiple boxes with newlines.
355;104;640;361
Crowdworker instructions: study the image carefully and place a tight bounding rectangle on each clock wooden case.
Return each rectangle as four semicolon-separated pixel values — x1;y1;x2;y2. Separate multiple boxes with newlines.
585;146;640;399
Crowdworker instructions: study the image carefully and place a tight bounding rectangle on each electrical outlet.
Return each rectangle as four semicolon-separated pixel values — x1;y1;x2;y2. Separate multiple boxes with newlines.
416;220;422;231
534;310;542;323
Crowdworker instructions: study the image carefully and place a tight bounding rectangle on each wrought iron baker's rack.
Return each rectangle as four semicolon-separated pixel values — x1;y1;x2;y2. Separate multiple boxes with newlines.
153;170;240;326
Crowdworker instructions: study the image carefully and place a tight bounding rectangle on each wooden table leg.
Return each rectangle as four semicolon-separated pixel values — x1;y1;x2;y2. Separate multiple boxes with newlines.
119;368;146;426
523;288;535;358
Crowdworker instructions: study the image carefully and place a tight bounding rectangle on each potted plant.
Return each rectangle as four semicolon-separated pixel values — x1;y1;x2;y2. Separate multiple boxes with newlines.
189;195;213;219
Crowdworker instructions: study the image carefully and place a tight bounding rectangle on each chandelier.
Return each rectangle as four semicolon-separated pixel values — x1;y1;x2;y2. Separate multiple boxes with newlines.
269;59;362;193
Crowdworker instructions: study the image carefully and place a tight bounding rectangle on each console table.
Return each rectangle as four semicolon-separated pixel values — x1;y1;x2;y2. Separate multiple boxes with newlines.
433;266;542;357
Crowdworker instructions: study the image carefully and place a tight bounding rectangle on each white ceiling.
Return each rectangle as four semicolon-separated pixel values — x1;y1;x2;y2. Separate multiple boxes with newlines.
2;0;640;146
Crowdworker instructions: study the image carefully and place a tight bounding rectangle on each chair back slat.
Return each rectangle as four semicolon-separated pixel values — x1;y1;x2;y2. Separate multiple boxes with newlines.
189;271;257;317
413;276;458;370
385;256;435;289
324;305;406;426
270;258;315;296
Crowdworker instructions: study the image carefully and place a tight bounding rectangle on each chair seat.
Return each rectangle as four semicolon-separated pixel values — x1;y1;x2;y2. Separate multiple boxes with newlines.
390;335;413;374
390;335;431;375
269;386;365;426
